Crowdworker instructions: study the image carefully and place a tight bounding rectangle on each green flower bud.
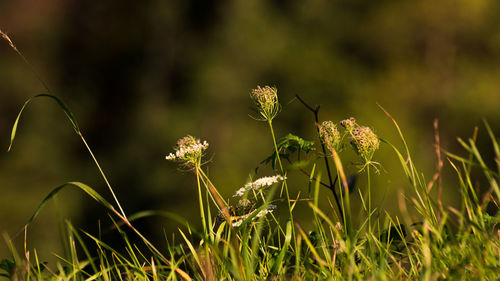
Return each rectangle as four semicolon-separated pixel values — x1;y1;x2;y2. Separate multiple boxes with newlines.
250;85;280;121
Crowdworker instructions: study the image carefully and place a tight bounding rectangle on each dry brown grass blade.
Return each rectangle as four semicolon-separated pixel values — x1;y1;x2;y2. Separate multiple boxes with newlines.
1;29;18;51
426;118;444;215
0;29;51;92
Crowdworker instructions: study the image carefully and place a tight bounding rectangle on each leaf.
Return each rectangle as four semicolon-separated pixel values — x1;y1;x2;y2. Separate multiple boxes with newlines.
260;133;315;169
0;259;15;274
8;94;80;152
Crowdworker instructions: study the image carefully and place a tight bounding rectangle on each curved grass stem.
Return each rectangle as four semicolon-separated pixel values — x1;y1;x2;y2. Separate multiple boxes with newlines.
78;131;127;220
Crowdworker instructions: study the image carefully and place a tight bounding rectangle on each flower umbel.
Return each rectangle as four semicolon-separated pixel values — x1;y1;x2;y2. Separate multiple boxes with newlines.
165;135;208;167
319;120;341;152
350;126;380;162
250;85;280;121
233;175;285;197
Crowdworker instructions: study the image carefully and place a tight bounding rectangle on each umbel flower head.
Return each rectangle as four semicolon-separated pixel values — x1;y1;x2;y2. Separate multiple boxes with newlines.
319;121;341;152
250;85;280;121
233;175;285;197
165;135;208;167
350;126;380;162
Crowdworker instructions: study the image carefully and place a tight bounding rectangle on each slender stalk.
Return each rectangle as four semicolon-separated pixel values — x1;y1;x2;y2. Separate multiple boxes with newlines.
268;120;296;249
367;164;371;234
1;30;52;93
78;132;126;219
195;163;208;236
198;168;228;207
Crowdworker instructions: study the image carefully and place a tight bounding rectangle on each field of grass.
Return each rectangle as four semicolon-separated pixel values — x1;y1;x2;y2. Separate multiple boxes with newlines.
1;30;499;281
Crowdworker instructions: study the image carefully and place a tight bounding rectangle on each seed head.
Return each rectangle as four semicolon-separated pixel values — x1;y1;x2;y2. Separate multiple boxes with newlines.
319;121;341;151
250;85;280;121
340;117;357;132
350;126;379;161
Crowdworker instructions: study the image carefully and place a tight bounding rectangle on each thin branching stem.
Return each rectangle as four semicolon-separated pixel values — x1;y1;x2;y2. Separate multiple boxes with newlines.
295;94;344;224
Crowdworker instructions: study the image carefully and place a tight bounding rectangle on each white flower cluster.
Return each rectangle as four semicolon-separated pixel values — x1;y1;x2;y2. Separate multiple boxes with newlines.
165;139;208;161
231;204;277;227
233;175;285;197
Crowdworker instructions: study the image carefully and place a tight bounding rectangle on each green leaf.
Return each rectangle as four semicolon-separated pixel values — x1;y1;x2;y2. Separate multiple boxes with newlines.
260;133;315;169
8;94;80;152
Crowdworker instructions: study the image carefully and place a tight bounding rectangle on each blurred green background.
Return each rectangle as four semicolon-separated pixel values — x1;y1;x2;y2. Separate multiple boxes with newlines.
1;0;500;261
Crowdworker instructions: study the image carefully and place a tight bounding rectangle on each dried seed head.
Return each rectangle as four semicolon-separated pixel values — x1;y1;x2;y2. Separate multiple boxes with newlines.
340;117;357;132
350;126;379;161
319;120;341;151
250;85;280;121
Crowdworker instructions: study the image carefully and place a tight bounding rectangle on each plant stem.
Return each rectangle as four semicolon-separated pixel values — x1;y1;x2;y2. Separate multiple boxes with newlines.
268;120;296;249
198;169;228;207
367;164;371;234
195;164;208;236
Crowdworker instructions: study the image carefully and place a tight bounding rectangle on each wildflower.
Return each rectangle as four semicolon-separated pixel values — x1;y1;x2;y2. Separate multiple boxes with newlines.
319;120;341;151
340;117;357;132
250;85;280;121
165;135;208;167
350;126;379;161
233;175;285;197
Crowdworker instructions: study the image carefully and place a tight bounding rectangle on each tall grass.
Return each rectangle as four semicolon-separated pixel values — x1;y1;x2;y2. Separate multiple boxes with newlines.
1;30;499;280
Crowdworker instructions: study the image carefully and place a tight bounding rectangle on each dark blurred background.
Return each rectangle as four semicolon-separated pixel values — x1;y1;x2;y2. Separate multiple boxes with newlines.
1;0;500;261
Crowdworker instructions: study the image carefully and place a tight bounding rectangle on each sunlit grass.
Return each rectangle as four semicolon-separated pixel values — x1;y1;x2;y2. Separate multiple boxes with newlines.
1;30;499;280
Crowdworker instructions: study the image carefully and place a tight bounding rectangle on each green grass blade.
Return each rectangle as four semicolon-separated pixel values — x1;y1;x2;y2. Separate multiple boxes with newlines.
26;181;115;226
483;119;500;174
271;220;292;275
8;94;80;152
178;229;202;278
